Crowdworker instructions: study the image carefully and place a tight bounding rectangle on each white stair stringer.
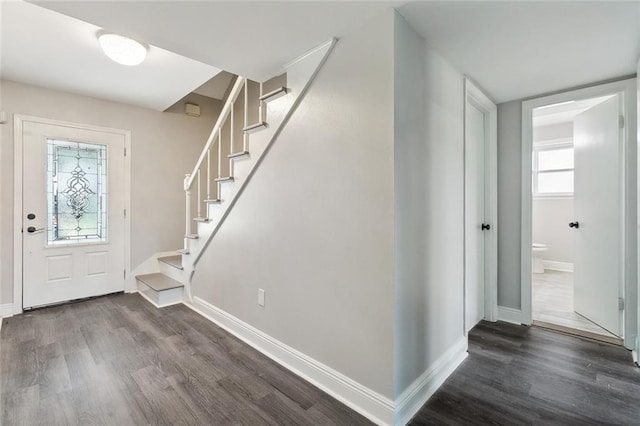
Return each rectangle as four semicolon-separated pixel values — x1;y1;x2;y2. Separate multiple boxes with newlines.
180;38;337;300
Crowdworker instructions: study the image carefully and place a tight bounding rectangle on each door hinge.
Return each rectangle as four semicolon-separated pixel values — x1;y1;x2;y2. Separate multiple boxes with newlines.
124;147;127;156
124;208;127;218
618;297;625;311
619;115;625;129
124;269;126;279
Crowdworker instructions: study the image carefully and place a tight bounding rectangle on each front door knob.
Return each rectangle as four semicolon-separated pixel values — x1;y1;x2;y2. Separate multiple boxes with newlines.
481;223;491;231
569;221;579;229
27;226;44;234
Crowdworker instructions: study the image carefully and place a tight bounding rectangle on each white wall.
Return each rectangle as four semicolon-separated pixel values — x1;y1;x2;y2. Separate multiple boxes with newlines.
532;198;574;263
0;80;221;305
533;122;572;142
191;11;395;399
393;10;465;400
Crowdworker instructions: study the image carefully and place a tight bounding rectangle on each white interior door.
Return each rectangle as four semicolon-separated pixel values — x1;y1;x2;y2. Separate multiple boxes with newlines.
573;95;621;336
22;120;126;309
465;102;487;332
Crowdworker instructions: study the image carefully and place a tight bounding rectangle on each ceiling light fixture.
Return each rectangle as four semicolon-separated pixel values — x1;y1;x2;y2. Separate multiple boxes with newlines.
98;33;147;66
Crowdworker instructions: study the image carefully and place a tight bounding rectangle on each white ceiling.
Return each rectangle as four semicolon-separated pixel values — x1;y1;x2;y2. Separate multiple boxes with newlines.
399;1;640;103
3;1;639;109
1;1;222;111
29;1;402;83
533;95;615;127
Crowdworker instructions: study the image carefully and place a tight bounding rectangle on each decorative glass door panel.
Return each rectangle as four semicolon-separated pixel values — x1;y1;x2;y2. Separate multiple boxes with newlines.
47;140;108;244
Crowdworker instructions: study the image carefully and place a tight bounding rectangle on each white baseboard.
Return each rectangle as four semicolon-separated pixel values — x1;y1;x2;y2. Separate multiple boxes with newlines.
497;306;522;325
394;337;468;425
542;260;574;272
185;296;394;425
0;303;14;318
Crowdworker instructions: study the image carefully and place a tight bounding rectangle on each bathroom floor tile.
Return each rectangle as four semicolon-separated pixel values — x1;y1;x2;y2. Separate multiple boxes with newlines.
532;270;618;339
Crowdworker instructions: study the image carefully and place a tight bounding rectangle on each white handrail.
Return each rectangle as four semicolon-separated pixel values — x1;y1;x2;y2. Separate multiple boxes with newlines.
184;76;246;190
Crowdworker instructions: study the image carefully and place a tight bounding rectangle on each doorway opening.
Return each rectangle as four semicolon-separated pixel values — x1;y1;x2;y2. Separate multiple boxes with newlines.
521;78;637;350
530;95;621;343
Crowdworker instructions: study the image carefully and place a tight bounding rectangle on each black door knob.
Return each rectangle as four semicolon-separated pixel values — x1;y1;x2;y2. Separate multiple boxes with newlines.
27;213;36;220
481;223;491;231
27;226;37;233
569;221;579;229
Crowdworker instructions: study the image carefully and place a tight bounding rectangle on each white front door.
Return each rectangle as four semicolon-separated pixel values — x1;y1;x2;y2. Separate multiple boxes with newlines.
22;120;126;309
572;95;622;336
465;101;487;332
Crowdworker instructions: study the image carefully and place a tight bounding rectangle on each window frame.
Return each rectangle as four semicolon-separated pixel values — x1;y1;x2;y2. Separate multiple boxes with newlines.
532;138;574;198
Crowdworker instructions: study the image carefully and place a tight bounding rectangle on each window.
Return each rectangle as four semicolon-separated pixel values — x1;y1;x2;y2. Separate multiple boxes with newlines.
533;142;574;197
47;139;108;245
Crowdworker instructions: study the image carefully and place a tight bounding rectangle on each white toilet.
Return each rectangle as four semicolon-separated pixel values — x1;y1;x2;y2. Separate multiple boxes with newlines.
532;243;548;274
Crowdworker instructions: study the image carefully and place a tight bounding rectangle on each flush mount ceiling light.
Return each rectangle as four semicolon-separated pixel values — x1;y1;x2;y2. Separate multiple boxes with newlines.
98;33;147;66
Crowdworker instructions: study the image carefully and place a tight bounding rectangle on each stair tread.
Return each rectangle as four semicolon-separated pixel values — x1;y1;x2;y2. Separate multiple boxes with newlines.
228;151;250;159
259;86;287;102
214;176;234;182
158;255;183;270
136;273;184;291
243;122;267;133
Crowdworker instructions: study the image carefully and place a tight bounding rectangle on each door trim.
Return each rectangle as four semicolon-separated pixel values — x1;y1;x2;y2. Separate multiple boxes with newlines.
520;78;637;350
13;115;132;314
464;77;498;333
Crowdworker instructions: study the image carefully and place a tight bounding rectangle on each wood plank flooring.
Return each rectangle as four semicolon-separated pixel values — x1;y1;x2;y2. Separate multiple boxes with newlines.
4;294;639;425
410;320;640;425
0;293;371;425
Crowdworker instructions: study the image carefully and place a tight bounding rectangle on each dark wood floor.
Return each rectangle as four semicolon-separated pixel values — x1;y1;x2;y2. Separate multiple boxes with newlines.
0;293;371;425
410;320;640;425
4;295;640;425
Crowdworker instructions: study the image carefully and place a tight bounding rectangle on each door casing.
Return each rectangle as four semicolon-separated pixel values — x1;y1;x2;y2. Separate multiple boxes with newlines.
520;78;637;350
464;77;498;334
13;115;132;314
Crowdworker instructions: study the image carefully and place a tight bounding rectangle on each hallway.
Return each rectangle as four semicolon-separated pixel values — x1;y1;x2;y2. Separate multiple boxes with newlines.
410;321;640;425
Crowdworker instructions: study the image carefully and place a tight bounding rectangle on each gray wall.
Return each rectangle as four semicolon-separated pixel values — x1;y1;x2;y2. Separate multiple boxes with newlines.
0;80;221;305
497;101;522;308
393;12;465;398
191;11;396;398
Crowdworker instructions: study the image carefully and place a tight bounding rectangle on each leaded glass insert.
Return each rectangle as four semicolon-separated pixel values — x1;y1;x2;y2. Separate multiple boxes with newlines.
47;139;107;245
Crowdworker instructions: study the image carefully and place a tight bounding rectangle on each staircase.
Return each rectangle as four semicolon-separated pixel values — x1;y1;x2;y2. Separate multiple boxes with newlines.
135;39;336;307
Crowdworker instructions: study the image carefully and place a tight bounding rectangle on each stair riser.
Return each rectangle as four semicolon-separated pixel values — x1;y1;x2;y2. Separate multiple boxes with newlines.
158;262;188;284
137;280;184;308
230;158;252;181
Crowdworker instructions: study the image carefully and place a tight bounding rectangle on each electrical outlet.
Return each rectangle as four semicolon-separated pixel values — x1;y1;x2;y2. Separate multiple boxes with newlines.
258;289;265;307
